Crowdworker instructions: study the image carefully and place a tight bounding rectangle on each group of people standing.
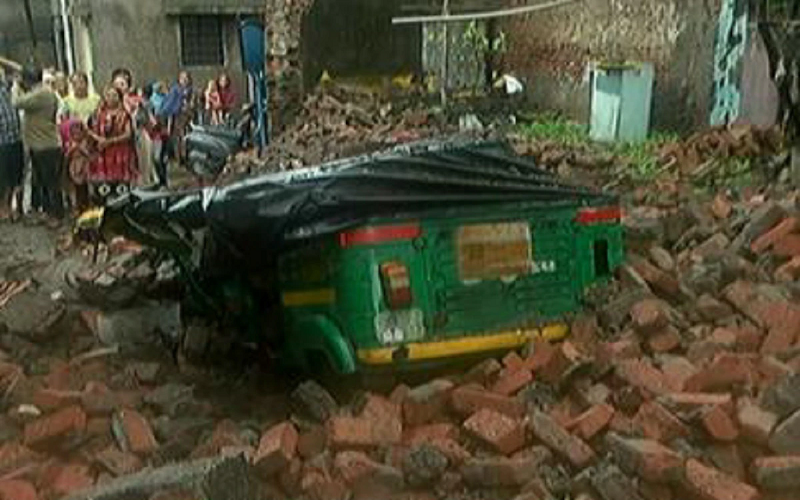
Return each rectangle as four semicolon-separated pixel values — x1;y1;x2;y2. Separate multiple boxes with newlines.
0;65;238;224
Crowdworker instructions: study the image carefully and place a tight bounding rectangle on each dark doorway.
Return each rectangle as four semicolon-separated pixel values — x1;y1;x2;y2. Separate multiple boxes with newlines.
593;239;611;278
301;0;422;90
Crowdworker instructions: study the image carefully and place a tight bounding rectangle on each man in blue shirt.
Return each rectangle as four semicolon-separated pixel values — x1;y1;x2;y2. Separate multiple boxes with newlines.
0;75;23;220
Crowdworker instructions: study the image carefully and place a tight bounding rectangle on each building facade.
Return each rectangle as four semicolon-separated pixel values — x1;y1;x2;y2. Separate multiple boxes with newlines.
69;0;265;94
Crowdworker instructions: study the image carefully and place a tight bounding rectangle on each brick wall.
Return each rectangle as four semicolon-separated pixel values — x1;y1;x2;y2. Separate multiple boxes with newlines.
502;0;722;131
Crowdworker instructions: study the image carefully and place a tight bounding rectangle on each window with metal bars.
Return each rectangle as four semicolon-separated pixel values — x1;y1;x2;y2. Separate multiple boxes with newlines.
179;16;225;67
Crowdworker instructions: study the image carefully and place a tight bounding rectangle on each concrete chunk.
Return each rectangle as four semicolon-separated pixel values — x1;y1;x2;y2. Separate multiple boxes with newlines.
64;455;251;500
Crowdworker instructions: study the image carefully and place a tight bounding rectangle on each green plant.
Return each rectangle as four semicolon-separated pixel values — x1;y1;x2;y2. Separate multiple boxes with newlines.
518;115;588;146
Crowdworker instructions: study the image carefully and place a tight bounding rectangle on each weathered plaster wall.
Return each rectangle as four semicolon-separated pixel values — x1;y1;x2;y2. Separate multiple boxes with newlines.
73;0;248;94
503;0;721;131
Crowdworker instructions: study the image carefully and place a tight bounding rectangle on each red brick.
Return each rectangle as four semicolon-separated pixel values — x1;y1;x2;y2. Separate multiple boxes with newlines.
723;281;771;328
524;339;557;372
615;359;670;397
566;403;615;441
450;386;525;419
23;405;86;448
80;382;127;415
648;327;682;353
86;417;111;438
634;402;690;443
596;339;642;368
327;416;376;449
751;217;798;254
503;351;526;372
360;394;402;445
772;233;800;257
774;255;800;282
332;450;403;498
297;425;328;460
491;367;533;396
191;420;248;459
683;354;757;392
606;433;684;483
0;443;39;477
660;356;698;392
40;462;95;498
631;299;669;335
609;413;638;435
537;342;586;384
736;401;777;446
94;446;143;476
630;257;682;298
464;409;525;455
115;409;158;455
402;379;453;426
733;326;763;353
684;458;759;500
403;423;457;445
761;302;800;355
30;388;81;412
701;405;739;442
528;410;595;468
253;421;298;476
0;480;38;500
751;455;800;490
693;233;730;260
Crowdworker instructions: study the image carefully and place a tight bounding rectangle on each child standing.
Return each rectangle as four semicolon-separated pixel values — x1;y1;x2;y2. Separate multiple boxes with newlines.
65;120;95;211
204;79;223;125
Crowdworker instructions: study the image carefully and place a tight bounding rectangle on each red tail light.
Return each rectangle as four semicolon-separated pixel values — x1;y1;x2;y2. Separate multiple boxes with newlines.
577;206;622;225
339;223;421;248
380;261;412;309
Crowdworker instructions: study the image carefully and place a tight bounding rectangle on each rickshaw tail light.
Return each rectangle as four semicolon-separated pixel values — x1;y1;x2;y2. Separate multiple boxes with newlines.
380;261;413;310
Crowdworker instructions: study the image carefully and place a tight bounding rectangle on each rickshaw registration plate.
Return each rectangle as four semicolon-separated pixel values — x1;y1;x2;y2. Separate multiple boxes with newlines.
457;222;533;281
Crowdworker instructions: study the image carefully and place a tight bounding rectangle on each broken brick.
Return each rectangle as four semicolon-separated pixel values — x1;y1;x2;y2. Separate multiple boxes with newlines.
360;394;402;445
684;458;759;500
615;359;670;397
30;388;81;412
528;409;595;468
253;421;298;476
772;233;800;257
427;437;471;464
606;433;684;483
634;401;690;442
0;479;38;500
297;425;328;460
23;405;86;448
701;405;739;442
567;403;615;441
537;341;587;384
706;443;745;481
327;416;376;449
450;385;525;419
774;255;800;282
40;462;95;498
503;351;526;372
114;409;158;455
464;408;525;455
696;295;733;322
403;423;457;446
94;446;143;476
491;367;533;396
659;356;698;392
750;217;798;254
402;379;453;426
630;299;669;335
711;193;733;220
751;455;800;490
648;326;682;353
736;400;777;446
683;354;757;392
630;256;682;298
662;392;734;413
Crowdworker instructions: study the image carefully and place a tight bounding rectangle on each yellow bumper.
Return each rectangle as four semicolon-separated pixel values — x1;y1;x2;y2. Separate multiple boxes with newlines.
356;323;569;366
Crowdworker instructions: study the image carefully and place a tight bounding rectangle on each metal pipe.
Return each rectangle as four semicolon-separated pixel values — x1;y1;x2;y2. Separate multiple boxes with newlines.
392;0;580;24
59;0;75;73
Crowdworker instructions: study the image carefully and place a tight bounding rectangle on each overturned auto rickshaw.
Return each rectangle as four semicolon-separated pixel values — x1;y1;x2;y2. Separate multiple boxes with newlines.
77;140;624;375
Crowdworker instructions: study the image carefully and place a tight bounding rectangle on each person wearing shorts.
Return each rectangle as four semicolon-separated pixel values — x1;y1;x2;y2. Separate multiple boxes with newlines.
0;80;23;220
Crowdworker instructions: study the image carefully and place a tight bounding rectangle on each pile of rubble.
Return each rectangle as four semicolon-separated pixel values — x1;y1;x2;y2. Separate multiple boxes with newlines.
659;124;783;177
4;192;800;499
240;84;451;173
